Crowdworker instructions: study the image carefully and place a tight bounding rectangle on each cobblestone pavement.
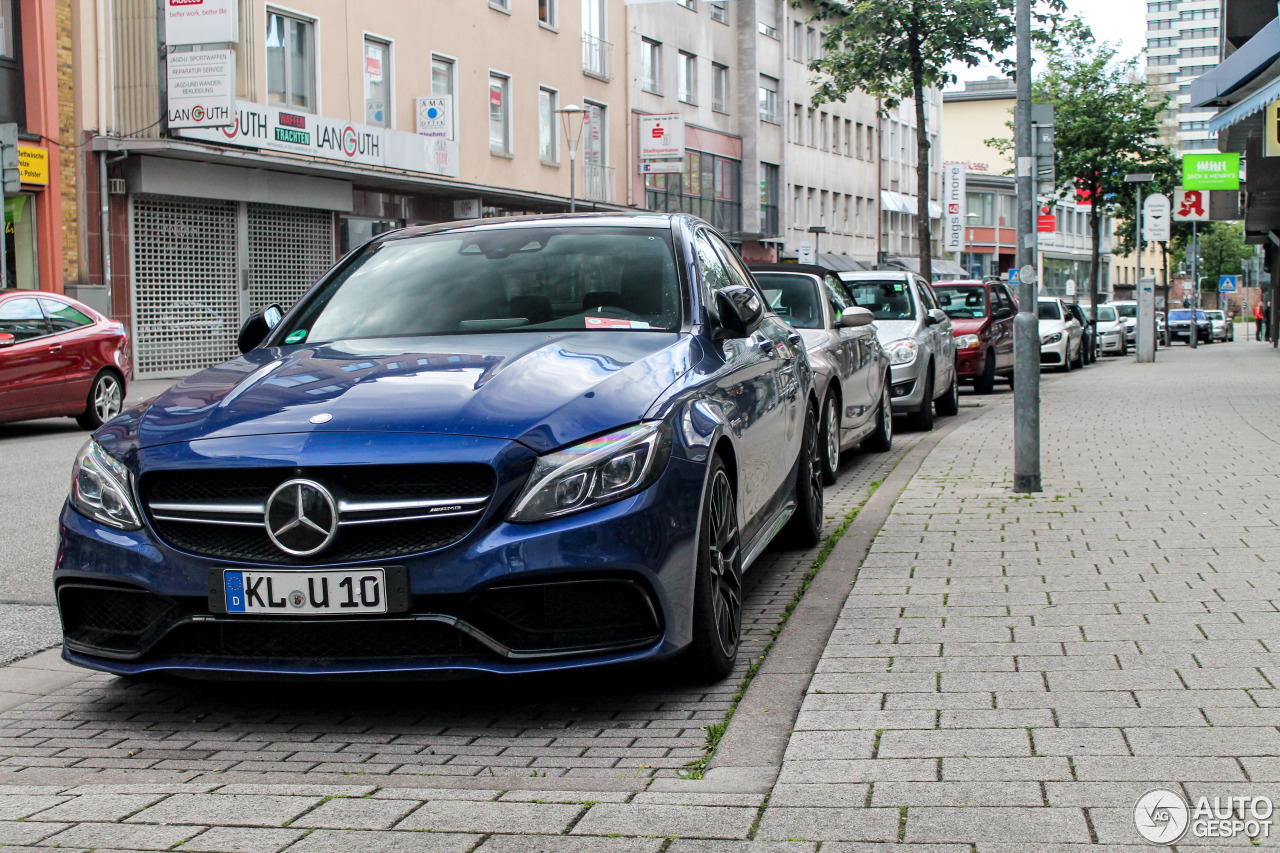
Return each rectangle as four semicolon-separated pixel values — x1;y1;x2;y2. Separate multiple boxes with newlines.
2;340;1276;851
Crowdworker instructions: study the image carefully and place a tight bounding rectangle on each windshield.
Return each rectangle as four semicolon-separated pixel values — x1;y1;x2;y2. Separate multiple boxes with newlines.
933;286;988;319
279;226;682;344
1169;310;1206;321
1113;303;1137;319
752;273;823;329
841;279;916;320
1037;301;1061;321
1095;306;1118;322
1205;311;1224;320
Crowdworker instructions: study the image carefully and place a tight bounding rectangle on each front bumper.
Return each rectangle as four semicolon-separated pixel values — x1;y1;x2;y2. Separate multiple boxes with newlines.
55;434;707;678
1098;332;1124;353
955;347;985;381
888;360;928;412
1040;338;1068;367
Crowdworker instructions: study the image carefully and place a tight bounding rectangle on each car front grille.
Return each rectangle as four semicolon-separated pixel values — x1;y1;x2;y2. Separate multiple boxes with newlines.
141;464;496;565
58;577;664;664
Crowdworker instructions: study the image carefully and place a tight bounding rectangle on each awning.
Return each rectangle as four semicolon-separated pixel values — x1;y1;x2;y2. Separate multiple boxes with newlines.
880;190;909;215
818;253;870;271
1208;75;1280;132
1191;17;1280;106
932;258;967;277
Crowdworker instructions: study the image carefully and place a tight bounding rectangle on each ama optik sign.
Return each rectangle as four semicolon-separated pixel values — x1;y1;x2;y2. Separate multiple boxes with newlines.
943;163;967;254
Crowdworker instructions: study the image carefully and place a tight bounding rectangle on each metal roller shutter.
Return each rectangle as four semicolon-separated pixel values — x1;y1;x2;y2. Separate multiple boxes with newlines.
131;195;239;378
247;203;335;313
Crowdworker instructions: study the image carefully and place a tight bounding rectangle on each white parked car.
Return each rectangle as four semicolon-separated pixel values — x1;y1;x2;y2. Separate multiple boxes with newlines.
1203;309;1233;342
1107;300;1138;346
1038;297;1084;371
1090;304;1127;356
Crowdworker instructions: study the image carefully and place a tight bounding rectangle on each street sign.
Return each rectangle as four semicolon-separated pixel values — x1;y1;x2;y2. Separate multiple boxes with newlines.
1019;264;1038;286
1065;279;1077;297
1143;193;1171;242
1219;275;1238;292
0;123;19;194
798;240;815;265
1008;268;1019;285
1183;153;1240;191
1173;187;1209;221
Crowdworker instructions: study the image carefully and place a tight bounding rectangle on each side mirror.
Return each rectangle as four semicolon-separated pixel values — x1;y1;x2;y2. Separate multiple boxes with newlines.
925;308;949;327
836;306;875;328
0;333;14;348
713;285;765;340
992;307;1014;321
236;303;284;354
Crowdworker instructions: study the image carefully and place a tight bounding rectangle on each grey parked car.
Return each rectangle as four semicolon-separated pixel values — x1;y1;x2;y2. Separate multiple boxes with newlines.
837;270;959;431
750;264;893;484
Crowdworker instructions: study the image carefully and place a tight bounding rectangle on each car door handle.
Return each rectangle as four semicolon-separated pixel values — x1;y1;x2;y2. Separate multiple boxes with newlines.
756;336;777;355
787;332;802;347
48;345;62;353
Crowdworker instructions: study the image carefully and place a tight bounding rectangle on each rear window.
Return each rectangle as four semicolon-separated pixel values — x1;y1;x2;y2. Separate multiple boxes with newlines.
1037;301;1061;321
933;286;988;319
1095;306;1117;322
280;226;683;345
841;279;916;321
1113;303;1137;319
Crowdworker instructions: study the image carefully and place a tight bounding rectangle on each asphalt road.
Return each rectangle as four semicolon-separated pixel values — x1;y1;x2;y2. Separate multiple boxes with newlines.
0;379;176;663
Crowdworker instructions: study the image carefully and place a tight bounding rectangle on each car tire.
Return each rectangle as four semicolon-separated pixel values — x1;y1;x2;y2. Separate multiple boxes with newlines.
782;403;824;549
1006;369;1015;391
909;368;934;432
862;378;893;453
935;365;959;416
1072;341;1084;370
683;455;742;682
975;351;996;395
1119;339;1127;356
1062;349;1072;372
819;392;840;486
77;370;124;431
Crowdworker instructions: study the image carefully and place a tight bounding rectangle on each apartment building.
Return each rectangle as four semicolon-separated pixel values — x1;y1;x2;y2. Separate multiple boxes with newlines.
1147;0;1222;153
943;78;1112;299
67;0;628;377
629;0;949;272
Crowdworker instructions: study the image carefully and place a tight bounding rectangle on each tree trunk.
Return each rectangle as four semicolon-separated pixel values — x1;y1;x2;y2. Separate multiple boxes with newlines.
908;24;932;282
1088;196;1101;324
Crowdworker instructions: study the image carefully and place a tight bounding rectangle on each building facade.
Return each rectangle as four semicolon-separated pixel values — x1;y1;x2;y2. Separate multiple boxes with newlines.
943;78;1111;298
68;0;629;377
1146;0;1222;154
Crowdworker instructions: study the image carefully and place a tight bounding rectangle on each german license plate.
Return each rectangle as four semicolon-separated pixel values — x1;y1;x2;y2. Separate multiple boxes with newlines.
223;569;387;615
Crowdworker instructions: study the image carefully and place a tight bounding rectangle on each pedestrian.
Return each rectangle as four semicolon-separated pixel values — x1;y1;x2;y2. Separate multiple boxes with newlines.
1256;303;1264;340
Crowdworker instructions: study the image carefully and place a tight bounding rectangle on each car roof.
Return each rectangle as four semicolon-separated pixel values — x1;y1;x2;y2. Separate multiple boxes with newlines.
748;263;831;278
932;279;989;287
380;211;687;243
836;270;915;281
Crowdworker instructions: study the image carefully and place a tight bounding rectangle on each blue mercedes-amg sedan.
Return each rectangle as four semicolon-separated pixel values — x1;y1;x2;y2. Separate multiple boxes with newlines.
56;213;822;681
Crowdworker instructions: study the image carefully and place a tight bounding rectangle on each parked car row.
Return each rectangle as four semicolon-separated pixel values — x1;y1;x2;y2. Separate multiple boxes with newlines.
52;213;967;687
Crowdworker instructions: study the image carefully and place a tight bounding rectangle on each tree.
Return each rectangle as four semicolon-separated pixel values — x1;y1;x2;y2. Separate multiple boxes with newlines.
805;0;1070;280
1034;42;1168;318
1196;222;1253;298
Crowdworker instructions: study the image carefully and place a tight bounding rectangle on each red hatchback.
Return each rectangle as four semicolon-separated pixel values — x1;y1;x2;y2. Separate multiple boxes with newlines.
0;290;130;429
931;279;1016;394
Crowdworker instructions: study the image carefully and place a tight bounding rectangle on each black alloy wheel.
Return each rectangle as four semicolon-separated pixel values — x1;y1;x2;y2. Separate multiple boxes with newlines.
783;404;824;548
862;379;894;453
820;392;841;486
684;456;743;681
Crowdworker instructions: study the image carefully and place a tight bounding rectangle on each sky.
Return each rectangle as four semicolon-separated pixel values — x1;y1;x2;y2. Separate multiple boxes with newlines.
945;0;1147;90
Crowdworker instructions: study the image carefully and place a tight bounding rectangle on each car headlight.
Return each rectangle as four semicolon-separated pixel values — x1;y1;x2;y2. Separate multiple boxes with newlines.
70;440;141;530
955;334;981;350
1041;332;1062;345
508;421;673;523
885;338;918;365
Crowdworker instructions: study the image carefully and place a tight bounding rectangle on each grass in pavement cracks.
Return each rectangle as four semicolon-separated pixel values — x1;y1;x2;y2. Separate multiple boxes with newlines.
681;479;885;778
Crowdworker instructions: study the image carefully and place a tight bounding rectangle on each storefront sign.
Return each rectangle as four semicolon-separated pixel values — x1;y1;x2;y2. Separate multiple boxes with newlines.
638;160;682;174
416;96;453;138
1265;102;1279;158
16;145;47;185
942;163;966;253
164;0;237;46
638;113;683;160
454;199;482;219
166;49;234;128
1182;153;1240;191
176;100;459;177
1173;187;1209;221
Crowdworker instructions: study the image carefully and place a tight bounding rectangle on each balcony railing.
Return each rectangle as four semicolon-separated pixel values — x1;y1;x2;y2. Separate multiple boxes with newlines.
582;162;616;203
582;33;613;80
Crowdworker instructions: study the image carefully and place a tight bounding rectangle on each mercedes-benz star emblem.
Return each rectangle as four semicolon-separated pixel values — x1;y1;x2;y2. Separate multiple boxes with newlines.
265;479;338;557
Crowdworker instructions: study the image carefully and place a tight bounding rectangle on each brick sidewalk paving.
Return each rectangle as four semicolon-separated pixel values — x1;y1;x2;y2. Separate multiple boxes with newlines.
1;341;1277;850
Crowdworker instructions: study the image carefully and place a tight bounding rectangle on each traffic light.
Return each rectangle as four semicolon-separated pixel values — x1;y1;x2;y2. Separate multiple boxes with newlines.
0;123;19;194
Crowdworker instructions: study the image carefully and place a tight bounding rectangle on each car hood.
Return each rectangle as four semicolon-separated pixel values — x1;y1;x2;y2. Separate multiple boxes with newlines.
101;332;699;455
872;319;918;343
1038;319;1068;334
949;317;988;335
1095;320;1124;333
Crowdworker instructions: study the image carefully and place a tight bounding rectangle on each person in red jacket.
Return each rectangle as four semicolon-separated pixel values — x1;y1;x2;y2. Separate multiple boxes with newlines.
1256;302;1265;340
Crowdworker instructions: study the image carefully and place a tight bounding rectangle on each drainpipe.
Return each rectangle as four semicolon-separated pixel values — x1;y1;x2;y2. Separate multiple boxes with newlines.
97;0;112;309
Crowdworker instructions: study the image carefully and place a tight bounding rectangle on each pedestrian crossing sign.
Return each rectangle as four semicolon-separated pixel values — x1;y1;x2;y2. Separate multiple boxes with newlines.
1219;275;1238;292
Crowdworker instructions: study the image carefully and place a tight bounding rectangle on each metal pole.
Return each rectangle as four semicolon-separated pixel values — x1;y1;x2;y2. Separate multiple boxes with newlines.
1012;0;1040;494
1189;221;1197;348
1135;184;1142;359
569;142;577;213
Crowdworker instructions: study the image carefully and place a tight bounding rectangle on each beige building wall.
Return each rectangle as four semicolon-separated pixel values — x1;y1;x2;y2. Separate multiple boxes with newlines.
940;96;1012;174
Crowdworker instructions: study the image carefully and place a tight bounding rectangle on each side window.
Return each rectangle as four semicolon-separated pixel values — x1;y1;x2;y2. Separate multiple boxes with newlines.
40;299;93;333
694;233;731;294
824;275;850;314
916;279;938;312
707;233;760;297
0;298;49;342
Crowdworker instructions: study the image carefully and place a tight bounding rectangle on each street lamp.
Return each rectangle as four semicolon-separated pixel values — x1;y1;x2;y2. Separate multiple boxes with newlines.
966;211;980;277
808;225;827;263
556;104;587;213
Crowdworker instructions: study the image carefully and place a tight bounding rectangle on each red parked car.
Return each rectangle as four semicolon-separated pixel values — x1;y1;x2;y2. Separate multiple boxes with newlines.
931;279;1016;394
0;290;130;428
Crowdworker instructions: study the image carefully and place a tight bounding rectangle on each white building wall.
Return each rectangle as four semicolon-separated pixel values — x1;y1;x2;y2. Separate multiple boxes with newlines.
1146;0;1221;153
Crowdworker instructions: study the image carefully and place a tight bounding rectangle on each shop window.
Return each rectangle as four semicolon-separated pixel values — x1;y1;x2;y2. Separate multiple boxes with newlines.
5;194;36;290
